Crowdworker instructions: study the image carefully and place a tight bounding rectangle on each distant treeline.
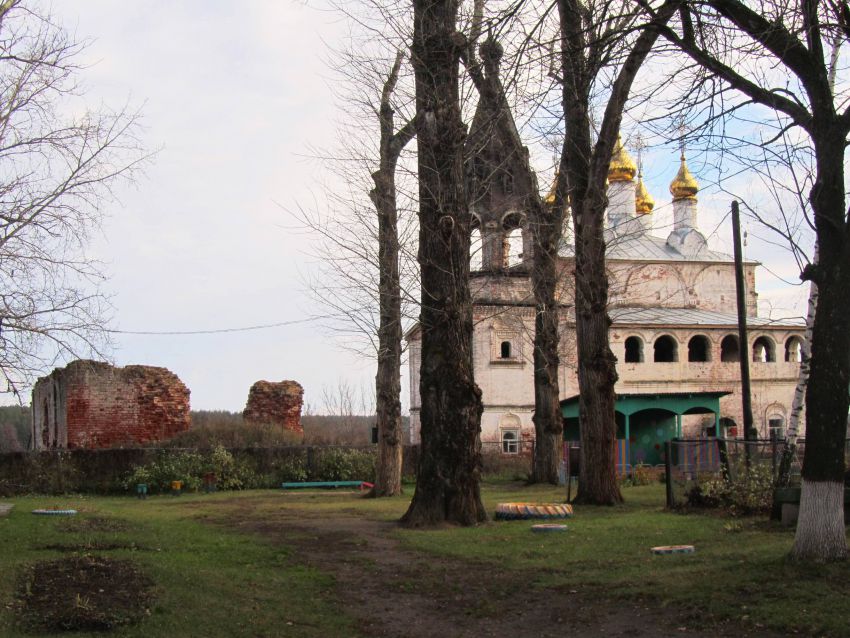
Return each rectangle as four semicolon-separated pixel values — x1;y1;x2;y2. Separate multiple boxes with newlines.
0;406;408;452
0;405;30;452
189;410;404;446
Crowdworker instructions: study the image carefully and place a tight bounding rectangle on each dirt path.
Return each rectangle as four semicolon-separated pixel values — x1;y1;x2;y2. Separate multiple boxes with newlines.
209;498;781;638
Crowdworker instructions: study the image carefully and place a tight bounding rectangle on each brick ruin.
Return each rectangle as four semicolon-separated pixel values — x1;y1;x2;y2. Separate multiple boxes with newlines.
243;380;304;435
31;360;191;449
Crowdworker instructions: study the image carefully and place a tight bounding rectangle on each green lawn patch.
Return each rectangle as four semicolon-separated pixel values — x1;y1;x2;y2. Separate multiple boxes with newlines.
0;492;355;637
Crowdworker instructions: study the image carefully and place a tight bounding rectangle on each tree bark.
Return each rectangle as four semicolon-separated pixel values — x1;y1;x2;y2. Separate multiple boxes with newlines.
791;132;849;561
401;0;486;527
557;0;677;504
370;53;416;498
460;36;564;485
530;192;565;485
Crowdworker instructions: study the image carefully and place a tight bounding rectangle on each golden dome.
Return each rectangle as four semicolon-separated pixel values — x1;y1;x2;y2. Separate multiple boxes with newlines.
544;171;558;205
669;154;699;200
635;176;654;214
608;136;637;182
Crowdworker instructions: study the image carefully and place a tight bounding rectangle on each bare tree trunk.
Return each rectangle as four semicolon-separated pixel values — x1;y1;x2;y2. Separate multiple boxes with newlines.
370;53;417;498
460;34;563;485
557;0;678;504
792;134;849;561
530;193;565;485
401;0;486;527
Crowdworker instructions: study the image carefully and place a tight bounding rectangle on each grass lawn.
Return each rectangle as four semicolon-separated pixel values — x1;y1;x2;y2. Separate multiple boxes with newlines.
0;492;355;637
404;482;850;636
0;482;848;636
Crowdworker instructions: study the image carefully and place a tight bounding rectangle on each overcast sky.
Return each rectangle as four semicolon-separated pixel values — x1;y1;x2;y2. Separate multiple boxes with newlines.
29;1;808;414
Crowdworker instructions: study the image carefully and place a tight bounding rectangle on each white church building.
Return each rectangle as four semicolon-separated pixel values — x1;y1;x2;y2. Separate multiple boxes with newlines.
406;129;805;458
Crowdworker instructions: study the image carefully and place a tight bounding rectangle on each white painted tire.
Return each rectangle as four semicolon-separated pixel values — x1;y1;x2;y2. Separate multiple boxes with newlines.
495;503;573;520
650;545;695;555
32;509;77;516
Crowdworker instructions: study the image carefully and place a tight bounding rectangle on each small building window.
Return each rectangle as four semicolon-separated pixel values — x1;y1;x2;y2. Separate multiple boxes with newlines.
720;335;740;362
624;336;643;363
768;416;785;441
687;335;711;362
752;336;776;363
653;335;678;362
500;340;512;359
501;429;519;454
785;336;803;363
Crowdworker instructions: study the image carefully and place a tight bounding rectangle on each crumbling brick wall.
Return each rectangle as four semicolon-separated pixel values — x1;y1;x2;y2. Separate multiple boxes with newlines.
243;380;304;435
31;360;190;450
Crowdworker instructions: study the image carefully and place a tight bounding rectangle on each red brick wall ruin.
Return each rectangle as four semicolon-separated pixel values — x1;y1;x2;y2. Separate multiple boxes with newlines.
243;380;304;435
31;360;190;449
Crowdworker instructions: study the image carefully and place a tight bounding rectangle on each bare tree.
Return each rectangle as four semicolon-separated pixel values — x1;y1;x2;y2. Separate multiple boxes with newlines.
401;0;487;527
555;0;679;504
371;52;418;497
648;0;850;562
0;0;147;396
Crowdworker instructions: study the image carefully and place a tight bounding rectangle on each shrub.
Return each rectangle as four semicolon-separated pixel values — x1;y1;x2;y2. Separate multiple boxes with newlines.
311;448;375;482
685;461;774;514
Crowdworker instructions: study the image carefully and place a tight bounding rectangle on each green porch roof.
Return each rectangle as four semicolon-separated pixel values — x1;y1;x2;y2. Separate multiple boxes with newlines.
560;391;731;419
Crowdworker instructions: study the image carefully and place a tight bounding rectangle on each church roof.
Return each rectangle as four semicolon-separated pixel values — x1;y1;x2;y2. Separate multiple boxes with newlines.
610;306;804;328
559;230;738;263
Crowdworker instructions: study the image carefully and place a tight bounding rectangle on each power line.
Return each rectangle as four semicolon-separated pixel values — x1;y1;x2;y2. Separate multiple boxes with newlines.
106;317;319;336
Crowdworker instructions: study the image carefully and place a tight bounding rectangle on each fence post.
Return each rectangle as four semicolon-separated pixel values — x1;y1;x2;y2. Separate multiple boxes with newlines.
665;441;674;509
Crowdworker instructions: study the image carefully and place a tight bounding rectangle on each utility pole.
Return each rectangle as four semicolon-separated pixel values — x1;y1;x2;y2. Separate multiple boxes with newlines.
731;201;754;466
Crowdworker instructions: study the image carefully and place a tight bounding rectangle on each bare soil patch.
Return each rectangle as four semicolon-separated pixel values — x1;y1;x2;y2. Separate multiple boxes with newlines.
14;555;153;633
211;498;782;638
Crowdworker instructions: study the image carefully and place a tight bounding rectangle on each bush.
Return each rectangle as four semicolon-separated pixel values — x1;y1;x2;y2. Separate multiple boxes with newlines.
311;448;375;482
685;462;774;514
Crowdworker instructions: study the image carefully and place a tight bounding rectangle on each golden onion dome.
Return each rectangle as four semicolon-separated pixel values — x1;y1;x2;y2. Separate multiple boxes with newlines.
608;136;637;182
544;171;558;205
670;154;699;200
635;176;655;214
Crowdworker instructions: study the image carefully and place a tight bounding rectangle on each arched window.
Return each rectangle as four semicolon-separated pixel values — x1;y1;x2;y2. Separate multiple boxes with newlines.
500;341;512;359
624;336;644;363
785;336;803;363
768;415;785;440
687;335;711;362
501;429;519;454
720;335;740;362
653;335;678;362
752;336;776;362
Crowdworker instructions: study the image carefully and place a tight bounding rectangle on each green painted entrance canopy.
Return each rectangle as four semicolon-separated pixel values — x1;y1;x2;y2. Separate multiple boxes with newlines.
560;391;731;419
560;391;731;466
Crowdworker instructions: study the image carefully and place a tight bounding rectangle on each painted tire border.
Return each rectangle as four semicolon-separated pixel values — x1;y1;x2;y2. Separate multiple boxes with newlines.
650;545;695;555
32;509;78;516
494;502;573;520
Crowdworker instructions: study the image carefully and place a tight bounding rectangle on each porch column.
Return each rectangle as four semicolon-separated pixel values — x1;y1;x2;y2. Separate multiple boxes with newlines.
676;414;682;438
624;413;631;467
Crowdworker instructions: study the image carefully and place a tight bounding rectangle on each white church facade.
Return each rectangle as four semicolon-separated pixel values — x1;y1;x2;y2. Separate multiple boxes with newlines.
406;135;805;454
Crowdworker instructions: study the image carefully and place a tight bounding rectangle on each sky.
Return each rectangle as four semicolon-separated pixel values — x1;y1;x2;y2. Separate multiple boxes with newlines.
45;1;380;413
9;1;809;413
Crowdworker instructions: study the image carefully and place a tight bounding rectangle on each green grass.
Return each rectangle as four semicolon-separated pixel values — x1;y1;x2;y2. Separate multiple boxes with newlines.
400;482;850;636
0;492;355;637
1;482;848;636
